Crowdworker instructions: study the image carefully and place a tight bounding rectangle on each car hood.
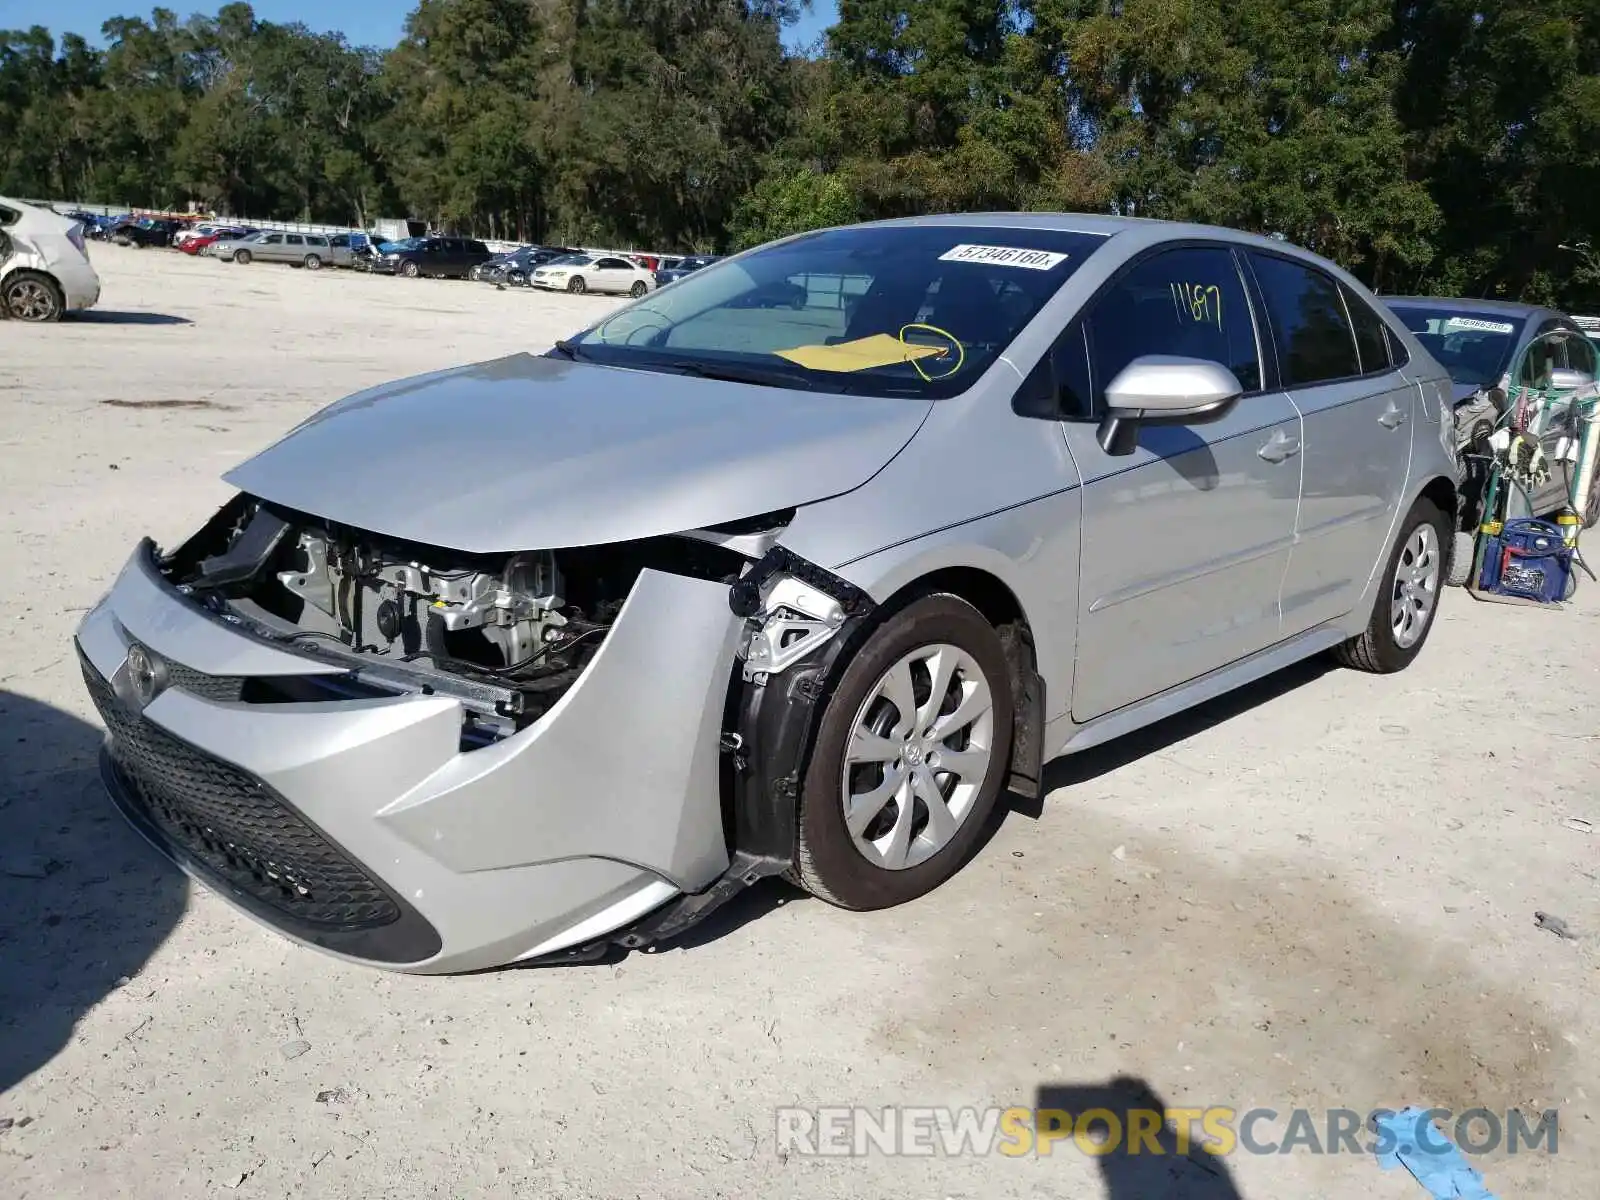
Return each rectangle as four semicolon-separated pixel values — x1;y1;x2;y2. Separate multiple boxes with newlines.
224;352;933;553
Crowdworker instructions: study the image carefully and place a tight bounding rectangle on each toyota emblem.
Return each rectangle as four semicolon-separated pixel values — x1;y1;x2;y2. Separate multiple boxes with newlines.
124;643;167;710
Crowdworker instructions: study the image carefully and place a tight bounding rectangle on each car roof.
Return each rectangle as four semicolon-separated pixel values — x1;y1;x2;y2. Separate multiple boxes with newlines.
1381;295;1569;323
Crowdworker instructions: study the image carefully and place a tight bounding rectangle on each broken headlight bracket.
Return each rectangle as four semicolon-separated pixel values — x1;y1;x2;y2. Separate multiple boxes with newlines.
520;548;876;967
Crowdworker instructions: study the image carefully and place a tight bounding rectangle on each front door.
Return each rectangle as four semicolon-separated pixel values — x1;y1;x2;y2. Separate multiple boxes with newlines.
1063;244;1304;723
1246;253;1415;632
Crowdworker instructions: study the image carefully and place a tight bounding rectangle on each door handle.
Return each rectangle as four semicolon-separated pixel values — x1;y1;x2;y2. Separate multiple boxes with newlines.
1258;429;1302;464
1379;400;1408;429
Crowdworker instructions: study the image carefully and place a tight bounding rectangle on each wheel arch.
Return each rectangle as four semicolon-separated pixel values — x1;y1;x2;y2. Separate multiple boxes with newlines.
843;552;1047;801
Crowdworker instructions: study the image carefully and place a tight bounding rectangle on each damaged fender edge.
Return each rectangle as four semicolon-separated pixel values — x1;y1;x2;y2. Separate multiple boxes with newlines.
519;546;876;965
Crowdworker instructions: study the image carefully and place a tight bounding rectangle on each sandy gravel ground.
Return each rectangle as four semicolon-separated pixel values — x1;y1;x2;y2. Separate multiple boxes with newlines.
1;245;1597;1199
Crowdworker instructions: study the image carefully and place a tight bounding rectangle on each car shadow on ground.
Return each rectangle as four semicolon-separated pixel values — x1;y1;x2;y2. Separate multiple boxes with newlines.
1017;655;1335;815
0;688;187;1097
68;310;191;326
1035;1077;1245;1199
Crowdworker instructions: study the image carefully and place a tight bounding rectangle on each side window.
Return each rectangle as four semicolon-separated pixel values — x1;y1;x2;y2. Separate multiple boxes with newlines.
1249;254;1361;386
1052;322;1094;420
262;234;283;245
285;234;304;246
1341;285;1393;375
1565;332;1598;380
1084;246;1262;408
1519;335;1561;388
599;257;628;270
307;235;328;248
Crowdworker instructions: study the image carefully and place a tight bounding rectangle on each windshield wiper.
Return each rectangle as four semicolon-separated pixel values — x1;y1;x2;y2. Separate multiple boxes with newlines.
548;338;587;361
660;360;847;393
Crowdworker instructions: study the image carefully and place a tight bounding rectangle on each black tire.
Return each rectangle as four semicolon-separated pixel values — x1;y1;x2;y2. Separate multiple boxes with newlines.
567;275;586;295
629;280;648;298
508;271;525;286
791;594;1016;910
1447;531;1476;588
1583;472;1600;531
401;259;420;279
1333;496;1450;673
3;270;65;322
234;249;252;265
303;254;322;271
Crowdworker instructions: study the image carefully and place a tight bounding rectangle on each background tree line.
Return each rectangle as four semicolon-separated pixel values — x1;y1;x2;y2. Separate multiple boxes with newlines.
1;0;1596;306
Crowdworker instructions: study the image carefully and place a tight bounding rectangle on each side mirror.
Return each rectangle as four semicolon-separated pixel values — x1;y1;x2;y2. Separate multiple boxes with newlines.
1548;367;1595;393
1097;356;1244;456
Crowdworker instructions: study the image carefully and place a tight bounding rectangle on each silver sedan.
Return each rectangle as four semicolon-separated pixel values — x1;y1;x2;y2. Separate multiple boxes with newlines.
76;214;1460;973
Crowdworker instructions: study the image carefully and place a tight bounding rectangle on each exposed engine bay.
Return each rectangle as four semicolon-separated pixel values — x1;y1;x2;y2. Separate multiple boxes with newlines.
161;494;758;739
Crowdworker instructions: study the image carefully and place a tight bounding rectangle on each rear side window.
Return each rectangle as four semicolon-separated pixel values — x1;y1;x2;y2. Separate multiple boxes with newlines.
285;234;303;246
1084;245;1263;406
1342;285;1393;375
1249;254;1361;386
307;235;328;248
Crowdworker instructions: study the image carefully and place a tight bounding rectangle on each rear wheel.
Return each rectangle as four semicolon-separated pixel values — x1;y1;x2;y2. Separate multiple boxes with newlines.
234;249;252;265
3;271;64;322
629;280;648;298
1333;496;1449;673
303;254;322;270
791;594;1015;910
567;276;587;295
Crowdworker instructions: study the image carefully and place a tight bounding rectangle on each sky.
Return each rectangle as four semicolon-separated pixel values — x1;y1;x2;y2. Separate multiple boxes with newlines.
1;0;840;51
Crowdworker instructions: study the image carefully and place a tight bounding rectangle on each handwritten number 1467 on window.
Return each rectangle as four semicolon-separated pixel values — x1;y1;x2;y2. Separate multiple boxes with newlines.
1171;283;1222;329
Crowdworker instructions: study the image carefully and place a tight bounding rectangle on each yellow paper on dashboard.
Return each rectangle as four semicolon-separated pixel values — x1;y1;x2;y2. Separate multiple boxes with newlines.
775;333;947;373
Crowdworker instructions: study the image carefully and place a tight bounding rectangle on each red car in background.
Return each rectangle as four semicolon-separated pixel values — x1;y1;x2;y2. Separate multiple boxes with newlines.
180;226;254;255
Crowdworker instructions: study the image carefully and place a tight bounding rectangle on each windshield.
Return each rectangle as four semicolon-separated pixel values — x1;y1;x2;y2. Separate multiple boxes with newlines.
1386;303;1525;387
382;237;423;252
566;225;1109;398
544;254;592;268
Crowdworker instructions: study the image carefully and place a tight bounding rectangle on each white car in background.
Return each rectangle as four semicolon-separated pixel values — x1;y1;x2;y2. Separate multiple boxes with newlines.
0;196;101;322
530;252;656;297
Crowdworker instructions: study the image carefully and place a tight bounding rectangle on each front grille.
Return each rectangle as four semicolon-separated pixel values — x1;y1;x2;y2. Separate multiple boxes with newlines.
166;661;246;703
82;656;400;931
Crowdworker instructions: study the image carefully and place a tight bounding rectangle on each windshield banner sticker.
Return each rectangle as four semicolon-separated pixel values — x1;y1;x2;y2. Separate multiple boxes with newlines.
938;244;1069;271
1444;317;1516;334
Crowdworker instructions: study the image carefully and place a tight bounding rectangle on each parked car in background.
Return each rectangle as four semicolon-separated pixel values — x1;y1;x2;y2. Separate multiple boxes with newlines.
111;217;184;248
180;226;254;256
369;235;493;279
530;252;656;296
0;195;100;321
1573;314;1600;348
477;245;581;286
326;232;376;268
653;253;722;288
213;230;335;269
1383;296;1599;529
73;215;1459;974
175;222;236;249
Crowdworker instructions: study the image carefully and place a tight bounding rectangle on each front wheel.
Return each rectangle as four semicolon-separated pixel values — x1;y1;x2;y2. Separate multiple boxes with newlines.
303;254;322;270
3;271;65;322
1333;496;1449;673
401;260;420;278
791;594;1015;910
629;280;648;298
234;249;252;265
567;275;587;295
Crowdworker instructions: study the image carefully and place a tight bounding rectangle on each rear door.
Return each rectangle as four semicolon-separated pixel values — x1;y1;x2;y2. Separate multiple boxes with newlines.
1062;242;1304;721
278;233;304;263
1246;252;1414;633
593;257;633;292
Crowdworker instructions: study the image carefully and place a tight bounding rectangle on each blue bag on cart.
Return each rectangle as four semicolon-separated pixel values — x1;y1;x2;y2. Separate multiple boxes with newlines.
1476;518;1574;603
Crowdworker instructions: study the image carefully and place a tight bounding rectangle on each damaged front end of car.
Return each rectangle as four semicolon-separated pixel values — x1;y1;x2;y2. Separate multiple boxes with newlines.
76;492;882;971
